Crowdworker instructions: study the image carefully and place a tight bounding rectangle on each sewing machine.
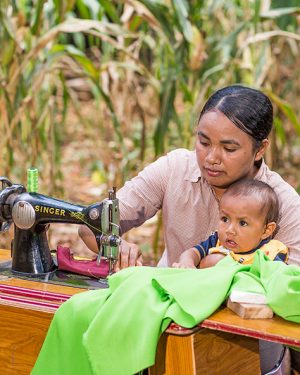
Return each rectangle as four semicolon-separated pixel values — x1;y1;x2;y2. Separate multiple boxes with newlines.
0;177;121;277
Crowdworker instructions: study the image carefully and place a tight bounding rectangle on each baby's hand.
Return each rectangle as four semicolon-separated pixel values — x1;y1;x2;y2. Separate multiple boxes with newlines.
172;248;199;269
199;254;225;269
172;261;196;269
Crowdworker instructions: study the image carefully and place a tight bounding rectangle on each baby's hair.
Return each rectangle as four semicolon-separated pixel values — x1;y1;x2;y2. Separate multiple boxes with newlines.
221;179;279;224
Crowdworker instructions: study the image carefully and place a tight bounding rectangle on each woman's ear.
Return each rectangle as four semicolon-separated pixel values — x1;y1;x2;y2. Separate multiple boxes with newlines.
262;222;276;239
255;139;269;162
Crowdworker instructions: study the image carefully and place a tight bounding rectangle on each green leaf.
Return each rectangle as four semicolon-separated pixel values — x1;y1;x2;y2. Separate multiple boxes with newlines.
75;0;91;19
0;11;17;41
172;0;193;42
154;78;176;155
138;0;175;44
260;7;300;19
63;45;99;78
53;0;65;22
265;90;300;136
254;42;269;83
1;38;16;66
31;0;47;35
273;117;286;145
202;64;225;81
91;80;125;154
73;32;86;50
64;44;86;57
216;21;247;61
82;0;100;20
253;0;260;33
98;0;120;23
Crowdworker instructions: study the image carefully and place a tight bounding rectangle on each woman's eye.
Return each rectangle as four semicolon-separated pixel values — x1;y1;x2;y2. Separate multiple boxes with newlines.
199;140;209;147
224;148;237;153
240;220;248;227
221;216;228;222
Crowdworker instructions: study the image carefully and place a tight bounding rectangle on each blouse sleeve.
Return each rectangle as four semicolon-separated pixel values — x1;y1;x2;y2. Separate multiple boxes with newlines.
117;154;170;234
274;194;300;267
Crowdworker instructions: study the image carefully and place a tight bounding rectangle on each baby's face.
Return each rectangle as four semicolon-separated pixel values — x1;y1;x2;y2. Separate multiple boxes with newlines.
218;194;268;253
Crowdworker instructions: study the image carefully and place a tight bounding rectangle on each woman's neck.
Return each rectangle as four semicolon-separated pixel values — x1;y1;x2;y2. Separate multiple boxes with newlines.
212;164;260;200
212;186;226;201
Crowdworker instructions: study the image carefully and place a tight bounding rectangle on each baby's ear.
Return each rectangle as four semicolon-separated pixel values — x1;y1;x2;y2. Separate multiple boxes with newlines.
262;222;276;239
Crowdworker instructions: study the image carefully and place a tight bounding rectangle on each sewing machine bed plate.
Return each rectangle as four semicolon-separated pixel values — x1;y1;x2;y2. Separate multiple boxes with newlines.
0;259;108;290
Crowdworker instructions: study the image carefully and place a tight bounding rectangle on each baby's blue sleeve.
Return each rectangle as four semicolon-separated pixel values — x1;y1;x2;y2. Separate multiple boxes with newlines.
274;252;288;262
194;232;218;259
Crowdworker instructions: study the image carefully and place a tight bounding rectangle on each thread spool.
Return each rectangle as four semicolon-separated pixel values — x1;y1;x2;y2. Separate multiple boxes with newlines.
27;167;38;193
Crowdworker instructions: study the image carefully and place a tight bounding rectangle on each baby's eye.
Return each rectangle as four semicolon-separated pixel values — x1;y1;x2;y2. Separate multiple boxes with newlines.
221;216;228;223
240;220;248;227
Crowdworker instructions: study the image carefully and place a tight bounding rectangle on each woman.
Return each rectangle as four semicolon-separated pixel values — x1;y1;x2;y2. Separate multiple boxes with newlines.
81;85;300;374
80;85;300;269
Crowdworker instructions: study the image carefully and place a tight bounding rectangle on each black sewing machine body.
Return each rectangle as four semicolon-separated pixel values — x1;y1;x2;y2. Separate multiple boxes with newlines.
0;178;120;279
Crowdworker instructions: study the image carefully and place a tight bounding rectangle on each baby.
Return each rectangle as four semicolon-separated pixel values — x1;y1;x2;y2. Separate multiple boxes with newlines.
172;179;288;269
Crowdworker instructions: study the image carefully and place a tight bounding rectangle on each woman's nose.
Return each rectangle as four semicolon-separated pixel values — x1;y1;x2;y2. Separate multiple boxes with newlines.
206;147;221;165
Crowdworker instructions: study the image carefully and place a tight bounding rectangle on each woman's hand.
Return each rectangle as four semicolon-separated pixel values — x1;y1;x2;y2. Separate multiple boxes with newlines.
114;239;143;271
78;226;143;271
78;225;98;253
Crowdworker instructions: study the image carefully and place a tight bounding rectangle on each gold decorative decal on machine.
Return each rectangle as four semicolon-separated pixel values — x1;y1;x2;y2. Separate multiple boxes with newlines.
69;211;85;221
34;205;66;216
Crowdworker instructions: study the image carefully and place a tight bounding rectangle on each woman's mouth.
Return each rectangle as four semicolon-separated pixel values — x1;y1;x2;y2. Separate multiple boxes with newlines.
205;168;223;177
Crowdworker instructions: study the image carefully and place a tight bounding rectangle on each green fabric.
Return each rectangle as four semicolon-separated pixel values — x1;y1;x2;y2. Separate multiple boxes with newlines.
31;251;300;375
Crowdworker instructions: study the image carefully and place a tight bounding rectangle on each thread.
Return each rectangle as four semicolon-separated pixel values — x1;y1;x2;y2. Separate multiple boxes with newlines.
27;167;38;193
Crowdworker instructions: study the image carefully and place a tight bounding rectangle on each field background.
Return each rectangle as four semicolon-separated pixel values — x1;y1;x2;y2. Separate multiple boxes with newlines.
1;0;300;264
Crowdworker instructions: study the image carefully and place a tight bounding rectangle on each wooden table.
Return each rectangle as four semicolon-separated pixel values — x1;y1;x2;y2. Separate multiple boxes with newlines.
0;249;299;375
149;309;300;375
0;249;87;374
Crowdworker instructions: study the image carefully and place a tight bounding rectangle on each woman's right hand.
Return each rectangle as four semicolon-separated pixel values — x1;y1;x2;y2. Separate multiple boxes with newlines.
114;239;143;271
78;226;143;271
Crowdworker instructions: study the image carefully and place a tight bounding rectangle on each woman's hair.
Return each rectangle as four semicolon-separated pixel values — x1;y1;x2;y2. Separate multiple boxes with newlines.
199;85;273;150
221;179;279;225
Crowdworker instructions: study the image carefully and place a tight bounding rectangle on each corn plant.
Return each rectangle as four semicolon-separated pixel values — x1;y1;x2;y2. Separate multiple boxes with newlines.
1;0;300;258
1;1;300;185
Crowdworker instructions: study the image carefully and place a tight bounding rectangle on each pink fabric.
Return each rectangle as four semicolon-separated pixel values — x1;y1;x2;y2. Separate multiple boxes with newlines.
57;245;109;278
117;149;300;267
